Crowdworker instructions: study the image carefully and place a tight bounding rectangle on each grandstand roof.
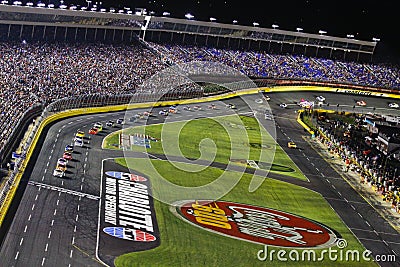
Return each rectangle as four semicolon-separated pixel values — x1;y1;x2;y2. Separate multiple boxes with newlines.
0;4;377;55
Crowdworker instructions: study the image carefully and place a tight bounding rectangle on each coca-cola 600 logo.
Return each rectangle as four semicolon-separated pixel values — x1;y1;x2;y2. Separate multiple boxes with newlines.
172;200;339;248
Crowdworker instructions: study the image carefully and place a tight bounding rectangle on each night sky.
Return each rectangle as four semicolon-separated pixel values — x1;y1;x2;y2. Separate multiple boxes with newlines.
65;0;398;63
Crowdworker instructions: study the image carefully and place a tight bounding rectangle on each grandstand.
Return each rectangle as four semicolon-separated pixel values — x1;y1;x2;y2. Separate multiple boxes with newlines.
0;4;399;169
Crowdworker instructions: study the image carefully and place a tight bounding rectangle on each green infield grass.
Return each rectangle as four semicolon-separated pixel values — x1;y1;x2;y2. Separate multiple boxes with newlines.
103;115;307;181
113;158;376;267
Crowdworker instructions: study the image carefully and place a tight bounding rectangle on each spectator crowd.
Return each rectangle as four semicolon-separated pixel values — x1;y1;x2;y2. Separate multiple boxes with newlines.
1;40;400;158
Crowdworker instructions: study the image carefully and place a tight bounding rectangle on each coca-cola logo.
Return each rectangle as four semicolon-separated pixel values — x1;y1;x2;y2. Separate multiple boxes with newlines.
172;200;338;248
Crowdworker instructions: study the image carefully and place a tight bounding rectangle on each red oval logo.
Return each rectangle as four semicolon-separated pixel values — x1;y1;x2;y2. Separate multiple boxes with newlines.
172;200;338;248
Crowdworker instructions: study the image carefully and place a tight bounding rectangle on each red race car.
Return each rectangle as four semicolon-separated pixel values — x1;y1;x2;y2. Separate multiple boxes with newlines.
89;127;99;135
63;152;72;161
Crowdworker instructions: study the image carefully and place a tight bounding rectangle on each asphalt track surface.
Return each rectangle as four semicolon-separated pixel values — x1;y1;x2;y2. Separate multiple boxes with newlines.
0;91;399;267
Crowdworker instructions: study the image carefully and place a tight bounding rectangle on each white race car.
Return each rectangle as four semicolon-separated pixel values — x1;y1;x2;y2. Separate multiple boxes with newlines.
279;103;288;108
53;168;65;178
356;100;367;106
316;96;325;102
388;102;399;108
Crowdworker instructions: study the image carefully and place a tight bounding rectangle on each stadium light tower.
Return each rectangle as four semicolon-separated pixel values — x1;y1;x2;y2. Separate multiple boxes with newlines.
347;34;354;38
253;22;259;27
162;11;170;16
372;37;380;42
210;17;217;22
233;20;238;24
296;27;303;32
272;24;279;29
318;30;327;35
185;13;194;19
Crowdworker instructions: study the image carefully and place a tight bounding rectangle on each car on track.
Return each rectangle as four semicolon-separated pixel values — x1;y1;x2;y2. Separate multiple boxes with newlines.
93;122;103;131
89;127;99;135
56;162;67;172
288;142;297;148
53;168;65;178
264;95;271;101
316;96;326;102
65;144;73;153
169;106;178;113
116;118;124;124
356;100;367;106
57;158;68;166
183;106;191;111
193;105;202;110
388;102;399;108
63;151;72;160
76;130;85;138
227;103;236;109
74;138;84;147
279;103;288;108
159;110;169;116
106;120;115;127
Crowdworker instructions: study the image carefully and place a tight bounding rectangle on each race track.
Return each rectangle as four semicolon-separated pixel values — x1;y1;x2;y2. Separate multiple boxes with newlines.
0;91;399;266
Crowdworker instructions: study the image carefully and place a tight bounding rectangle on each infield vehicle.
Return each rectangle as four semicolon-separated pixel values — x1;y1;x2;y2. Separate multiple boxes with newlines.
89;127;99;135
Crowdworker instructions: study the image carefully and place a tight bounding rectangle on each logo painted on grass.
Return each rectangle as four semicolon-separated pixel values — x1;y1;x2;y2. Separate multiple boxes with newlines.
106;171;147;182
103;227;156;242
173;200;338;248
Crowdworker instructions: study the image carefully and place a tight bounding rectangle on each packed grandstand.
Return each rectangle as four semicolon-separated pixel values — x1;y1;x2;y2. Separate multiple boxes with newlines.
1;41;400;152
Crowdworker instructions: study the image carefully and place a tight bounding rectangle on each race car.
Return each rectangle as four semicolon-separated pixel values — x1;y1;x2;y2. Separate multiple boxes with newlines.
193;105;202;110
388;102;399;108
183;106;191;111
208;104;216;109
74;138;84;147
316;96;326;102
143;111;152;116
56;162;67;172
89;127;99;135
169;106;178;113
227;103;236;109
53;168;65;178
57;158;68;166
93;122;103;131
264;95;271;101
159;110;169;116
356;100;367;106
76;130;85;138
106;120;115;127
298;99;314;108
63;152;72;160
116;118;124;124
279;103;288;108
288;142;297;148
65;144;74;153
